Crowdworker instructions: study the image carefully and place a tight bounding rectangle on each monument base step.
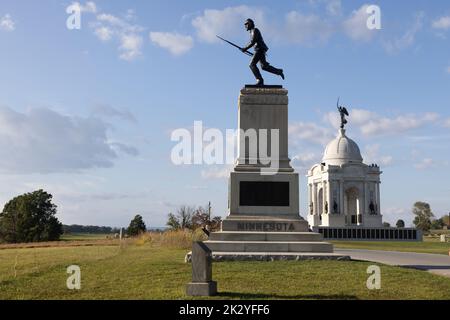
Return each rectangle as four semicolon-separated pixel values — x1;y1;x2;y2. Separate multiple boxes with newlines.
185;252;350;262
204;240;333;253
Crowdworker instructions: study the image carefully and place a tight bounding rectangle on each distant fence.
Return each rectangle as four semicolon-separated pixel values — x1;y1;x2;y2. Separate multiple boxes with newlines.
313;227;422;241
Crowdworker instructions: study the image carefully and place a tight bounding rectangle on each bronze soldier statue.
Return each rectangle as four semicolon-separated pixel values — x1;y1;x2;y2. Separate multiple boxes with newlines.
241;19;284;86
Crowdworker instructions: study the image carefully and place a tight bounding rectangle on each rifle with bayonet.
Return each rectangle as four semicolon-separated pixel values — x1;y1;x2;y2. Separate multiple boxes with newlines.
216;35;254;57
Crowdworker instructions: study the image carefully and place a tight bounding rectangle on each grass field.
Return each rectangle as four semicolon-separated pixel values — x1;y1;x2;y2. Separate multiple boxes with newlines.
1;239;450;300
332;238;450;255
61;233;113;241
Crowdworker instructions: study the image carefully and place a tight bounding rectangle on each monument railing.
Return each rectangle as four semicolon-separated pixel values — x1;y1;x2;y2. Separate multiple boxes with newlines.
313;227;422;241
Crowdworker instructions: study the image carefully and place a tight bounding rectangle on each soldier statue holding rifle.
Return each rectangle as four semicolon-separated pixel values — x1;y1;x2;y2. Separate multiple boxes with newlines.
217;19;285;86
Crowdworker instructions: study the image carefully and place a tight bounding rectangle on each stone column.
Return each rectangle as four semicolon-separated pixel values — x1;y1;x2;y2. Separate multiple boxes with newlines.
312;183;317;215
377;182;381;215
364;181;368;215
339;180;344;216
327;181;332;214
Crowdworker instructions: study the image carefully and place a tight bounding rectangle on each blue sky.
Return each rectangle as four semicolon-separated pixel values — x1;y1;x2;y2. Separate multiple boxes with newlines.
0;0;450;228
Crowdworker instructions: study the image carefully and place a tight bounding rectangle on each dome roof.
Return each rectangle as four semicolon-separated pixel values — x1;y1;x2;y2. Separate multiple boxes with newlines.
323;129;363;166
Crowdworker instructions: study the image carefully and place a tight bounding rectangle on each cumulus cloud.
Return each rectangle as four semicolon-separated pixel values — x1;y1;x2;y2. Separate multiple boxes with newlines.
382;13;424;54
0;106;137;174
432;16;450;30
363;144;393;166
289;122;334;146
324;108;439;137
342;4;376;42
291;152;321;172
0;14;15;31
94;26;113;41
192;5;265;43
119;33;143;61
90;10;145;61
191;5;333;46
150;32;194;56
281;11;334;45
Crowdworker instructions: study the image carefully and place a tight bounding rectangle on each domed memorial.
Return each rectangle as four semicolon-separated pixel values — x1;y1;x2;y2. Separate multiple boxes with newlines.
305;102;421;241
307;104;383;229
322;129;363;166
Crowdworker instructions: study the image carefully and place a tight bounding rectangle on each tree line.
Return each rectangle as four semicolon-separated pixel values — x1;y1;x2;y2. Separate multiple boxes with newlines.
63;225;121;234
0;189;447;244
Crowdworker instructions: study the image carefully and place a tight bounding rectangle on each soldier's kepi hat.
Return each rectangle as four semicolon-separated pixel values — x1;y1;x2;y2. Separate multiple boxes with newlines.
244;19;254;26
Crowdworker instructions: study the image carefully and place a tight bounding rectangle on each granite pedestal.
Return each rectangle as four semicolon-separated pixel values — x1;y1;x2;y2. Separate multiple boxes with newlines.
198;86;348;261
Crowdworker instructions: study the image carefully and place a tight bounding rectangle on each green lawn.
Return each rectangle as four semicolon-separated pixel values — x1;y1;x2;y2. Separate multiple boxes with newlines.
61;233;113;241
1;242;450;300
332;239;450;255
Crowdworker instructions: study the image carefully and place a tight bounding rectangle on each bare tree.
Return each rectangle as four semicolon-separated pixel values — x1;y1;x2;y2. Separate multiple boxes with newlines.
166;206;195;230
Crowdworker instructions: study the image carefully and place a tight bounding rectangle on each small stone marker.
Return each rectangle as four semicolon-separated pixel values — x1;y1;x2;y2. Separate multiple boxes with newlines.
186;242;217;296
440;234;447;243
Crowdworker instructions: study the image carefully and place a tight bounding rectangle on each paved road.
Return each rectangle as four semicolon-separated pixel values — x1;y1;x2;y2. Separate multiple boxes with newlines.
335;249;450;278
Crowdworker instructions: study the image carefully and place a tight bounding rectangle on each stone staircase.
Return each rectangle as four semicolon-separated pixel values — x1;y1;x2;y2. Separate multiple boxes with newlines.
188;216;350;262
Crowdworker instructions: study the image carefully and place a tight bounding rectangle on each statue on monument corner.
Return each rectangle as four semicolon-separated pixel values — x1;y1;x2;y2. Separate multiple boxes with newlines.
337;98;349;129
241;19;285;86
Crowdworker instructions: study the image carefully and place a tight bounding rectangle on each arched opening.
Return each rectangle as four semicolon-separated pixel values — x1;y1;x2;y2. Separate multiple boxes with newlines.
346;187;359;225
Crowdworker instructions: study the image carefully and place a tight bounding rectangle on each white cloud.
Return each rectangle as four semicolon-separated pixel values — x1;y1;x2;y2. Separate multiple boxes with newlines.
0;106;137;174
191;5;332;46
97;13;125;27
0;14;15;31
414;158;434;170
119;33;143;61
359;112;437;137
192;5;265;43
282;11;334;45
432;16;450;30
289;122;334;146
363;144;393;166
70;1;97;14
382;13;424;54
324;108;439;137
291;152;321;172
342;4;375;42
94;26;113;41
82;1;97;13
91;11;145;61
150;32;194;56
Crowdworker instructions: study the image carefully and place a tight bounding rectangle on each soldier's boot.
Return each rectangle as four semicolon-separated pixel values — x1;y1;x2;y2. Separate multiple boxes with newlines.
262;64;285;80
